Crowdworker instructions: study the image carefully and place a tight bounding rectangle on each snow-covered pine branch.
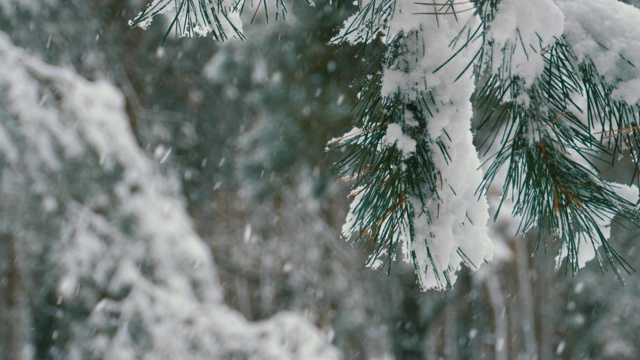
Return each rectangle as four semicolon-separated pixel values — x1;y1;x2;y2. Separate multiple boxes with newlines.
475;0;640;282
331;0;640;289
129;0;292;41
130;0;640;289
331;1;494;290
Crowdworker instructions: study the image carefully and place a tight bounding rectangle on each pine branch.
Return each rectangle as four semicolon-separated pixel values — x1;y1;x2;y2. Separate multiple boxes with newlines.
330;13;495;289
329;0;396;45
342;0;640;284
476;37;640;282
580;60;640;175
330;38;441;277
129;0;290;42
130;0;640;288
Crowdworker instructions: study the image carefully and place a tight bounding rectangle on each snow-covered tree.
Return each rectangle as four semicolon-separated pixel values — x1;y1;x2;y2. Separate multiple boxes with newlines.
132;0;640;290
0;23;337;359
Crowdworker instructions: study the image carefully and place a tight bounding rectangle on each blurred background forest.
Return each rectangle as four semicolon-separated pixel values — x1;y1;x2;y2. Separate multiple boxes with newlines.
1;0;640;358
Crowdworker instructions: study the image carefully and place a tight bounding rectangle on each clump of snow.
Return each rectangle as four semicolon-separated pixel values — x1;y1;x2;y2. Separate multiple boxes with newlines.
558;0;640;105
486;0;564;86
330;0;394;45
342;185;365;239
381;69;426;99
326;126;364;149
383;123;416;158
396;10;493;290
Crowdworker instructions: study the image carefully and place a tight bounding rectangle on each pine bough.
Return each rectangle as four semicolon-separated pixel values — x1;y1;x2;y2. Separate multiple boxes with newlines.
131;0;640;290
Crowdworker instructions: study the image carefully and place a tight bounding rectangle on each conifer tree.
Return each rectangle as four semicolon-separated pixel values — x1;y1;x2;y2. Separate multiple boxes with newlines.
131;0;640;290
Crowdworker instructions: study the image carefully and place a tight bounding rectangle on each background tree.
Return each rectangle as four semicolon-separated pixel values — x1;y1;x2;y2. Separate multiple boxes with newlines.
0;2;337;358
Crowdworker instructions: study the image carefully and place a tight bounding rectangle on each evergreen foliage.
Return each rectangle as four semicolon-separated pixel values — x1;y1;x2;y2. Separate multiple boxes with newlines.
469;1;640;282
131;0;640;289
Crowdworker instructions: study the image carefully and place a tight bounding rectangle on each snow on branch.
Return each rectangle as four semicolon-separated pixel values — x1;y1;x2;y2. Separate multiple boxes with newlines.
331;0;640;289
129;0;292;42
128;0;640;289
474;0;640;280
559;0;640;106
331;2;493;290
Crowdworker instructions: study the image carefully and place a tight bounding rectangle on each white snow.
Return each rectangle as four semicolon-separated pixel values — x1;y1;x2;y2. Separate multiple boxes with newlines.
383;123;416;158
487;0;564;86
559;0;640;105
342;185;365;239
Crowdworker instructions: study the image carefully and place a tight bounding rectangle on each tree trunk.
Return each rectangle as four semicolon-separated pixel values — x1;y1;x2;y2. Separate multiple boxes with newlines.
485;275;508;360
0;232;32;360
516;237;538;359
